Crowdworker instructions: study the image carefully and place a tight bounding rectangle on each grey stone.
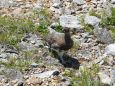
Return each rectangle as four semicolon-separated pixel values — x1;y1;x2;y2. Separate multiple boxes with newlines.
18;41;35;51
0;59;8;63
0;53;8;59
52;0;61;8
19;34;44;50
60;15;82;28
5;49;18;54
42;56;60;65
61;77;72;86
50;22;60;27
77;50;92;59
84;16;101;26
0;44;18;55
50;6;63;14
2;69;23;80
53;0;61;6
23;33;41;42
104;44;115;56
111;69;115;85
94;28;113;44
17;81;23;86
66;0;72;2
63;8;72;15
73;0;84;5
98;72;112;85
34;69;59;78
112;4;115;8
34;0;43;9
31;62;39;68
111;0;115;4
0;0;16;8
81;32;89;38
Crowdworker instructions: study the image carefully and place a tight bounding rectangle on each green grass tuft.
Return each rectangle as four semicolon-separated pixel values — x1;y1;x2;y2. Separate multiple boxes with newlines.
63;64;101;86
0;57;31;72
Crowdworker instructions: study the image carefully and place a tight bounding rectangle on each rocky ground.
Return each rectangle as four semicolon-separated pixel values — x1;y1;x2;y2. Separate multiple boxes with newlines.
0;0;115;86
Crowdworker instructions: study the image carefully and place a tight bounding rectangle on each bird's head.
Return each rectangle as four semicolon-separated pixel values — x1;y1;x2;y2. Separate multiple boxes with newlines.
63;27;70;33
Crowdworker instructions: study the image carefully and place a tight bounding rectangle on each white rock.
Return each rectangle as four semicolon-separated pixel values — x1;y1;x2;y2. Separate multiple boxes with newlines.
111;69;115;84
50;7;63;14
64;8;72;15
111;0;115;4
30;40;36;44
50;22;59;27
31;62;39;67
52;0;61;7
34;70;59;78
0;53;7;59
0;0;15;8
112;4;115;8
16;0;22;1
94;28;113;44
52;3;60;7
53;0;61;4
98;72;112;85
104;44;115;56
34;0;42;9
84;16;101;26
60;15;82;28
0;59;8;62
73;0;84;5
19;41;34;51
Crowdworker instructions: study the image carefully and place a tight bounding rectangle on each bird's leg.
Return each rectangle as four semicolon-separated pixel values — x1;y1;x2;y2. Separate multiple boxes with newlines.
49;48;66;64
49;47;59;58
58;50;66;64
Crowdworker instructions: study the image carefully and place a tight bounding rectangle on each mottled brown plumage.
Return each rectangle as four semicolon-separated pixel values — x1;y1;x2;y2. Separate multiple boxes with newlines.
46;27;73;64
46;27;73;51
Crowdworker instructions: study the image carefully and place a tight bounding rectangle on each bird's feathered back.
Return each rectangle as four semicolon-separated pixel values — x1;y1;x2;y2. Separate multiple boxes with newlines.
46;27;73;50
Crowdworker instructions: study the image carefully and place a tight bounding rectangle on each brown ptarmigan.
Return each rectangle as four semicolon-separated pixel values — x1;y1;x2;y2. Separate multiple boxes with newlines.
46;27;73;63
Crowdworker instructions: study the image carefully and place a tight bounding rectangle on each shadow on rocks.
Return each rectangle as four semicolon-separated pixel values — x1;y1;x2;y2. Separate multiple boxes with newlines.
58;53;80;69
50;50;80;69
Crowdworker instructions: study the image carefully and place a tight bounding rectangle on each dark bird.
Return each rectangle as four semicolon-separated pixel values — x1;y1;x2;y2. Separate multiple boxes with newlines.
46;27;73;64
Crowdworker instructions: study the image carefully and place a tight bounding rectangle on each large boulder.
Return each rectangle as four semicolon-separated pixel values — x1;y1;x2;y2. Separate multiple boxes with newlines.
98;72;112;85
104;44;115;55
84;16;101;26
60;15;82;29
33;69;59;78
111;0;115;4
0;0;15;8
73;0;84;5
94;28;113;44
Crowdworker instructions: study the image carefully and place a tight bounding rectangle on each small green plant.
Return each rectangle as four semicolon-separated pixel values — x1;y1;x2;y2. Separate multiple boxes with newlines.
54;23;63;32
33;8;53;37
99;7;115;40
70;41;80;55
0;16;38;48
0;57;31;72
109;8;115;25
0;70;4;75
89;9;101;18
74;65;100;86
21;50;44;64
101;8;115;27
63;69;75;77
80;15;94;33
84;24;94;32
63;64;101;86
111;27;115;39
